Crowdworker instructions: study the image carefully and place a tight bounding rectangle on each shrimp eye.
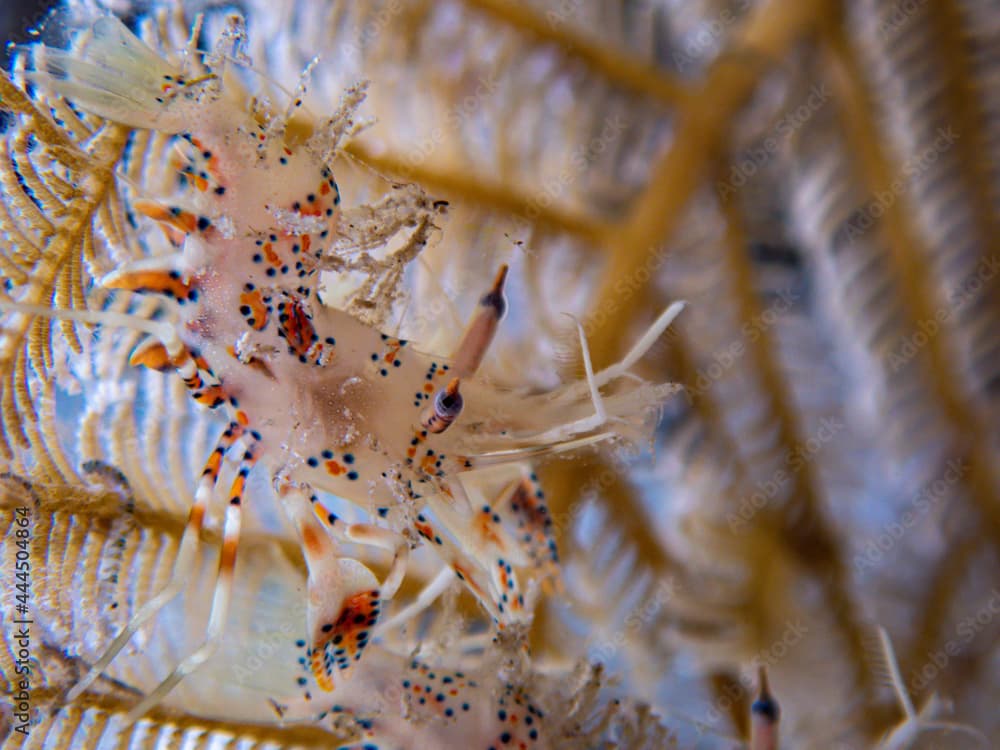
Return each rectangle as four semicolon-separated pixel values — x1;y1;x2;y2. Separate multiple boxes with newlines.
421;378;463;433
435;381;463;417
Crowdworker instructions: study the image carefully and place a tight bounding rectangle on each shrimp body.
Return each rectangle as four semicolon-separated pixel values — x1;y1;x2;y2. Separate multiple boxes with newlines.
24;13;682;722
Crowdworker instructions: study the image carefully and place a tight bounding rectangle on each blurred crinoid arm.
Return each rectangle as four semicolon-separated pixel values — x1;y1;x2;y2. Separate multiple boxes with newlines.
0;52;133;477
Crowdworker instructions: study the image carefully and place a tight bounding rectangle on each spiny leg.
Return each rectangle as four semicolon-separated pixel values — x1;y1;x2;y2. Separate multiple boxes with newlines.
124;434;259;722
0;290;227;411
66;420;245;702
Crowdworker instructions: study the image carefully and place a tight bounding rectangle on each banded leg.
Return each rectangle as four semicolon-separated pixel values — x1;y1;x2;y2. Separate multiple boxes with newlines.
124;434;259;722
66;420;246;702
130;334;229;410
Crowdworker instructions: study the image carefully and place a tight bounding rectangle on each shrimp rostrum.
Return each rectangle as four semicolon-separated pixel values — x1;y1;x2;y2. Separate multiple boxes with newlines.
13;12;684;722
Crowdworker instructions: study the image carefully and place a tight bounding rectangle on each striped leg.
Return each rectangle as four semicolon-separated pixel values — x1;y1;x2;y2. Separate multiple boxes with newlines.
66;420;245;702
124;434;259;723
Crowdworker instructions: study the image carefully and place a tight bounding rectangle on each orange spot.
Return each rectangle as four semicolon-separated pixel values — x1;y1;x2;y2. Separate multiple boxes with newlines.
239;288;268;330
407;447;417;458
230;471;247;500
319;182;331;196
313;504;331;526
325;460;345;476
476;513;505;549
302;525;323;555
263;243;281;266
301;234;311;252
414;521;434;540
454;563;486;601
311;652;336;692
237;411;249;426
423;383;434;393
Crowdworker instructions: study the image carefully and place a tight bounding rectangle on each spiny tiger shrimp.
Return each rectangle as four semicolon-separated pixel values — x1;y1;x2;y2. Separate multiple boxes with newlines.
7;12;685;724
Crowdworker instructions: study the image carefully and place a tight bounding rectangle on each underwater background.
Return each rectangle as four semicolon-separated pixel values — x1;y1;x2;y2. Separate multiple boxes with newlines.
1;0;999;748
